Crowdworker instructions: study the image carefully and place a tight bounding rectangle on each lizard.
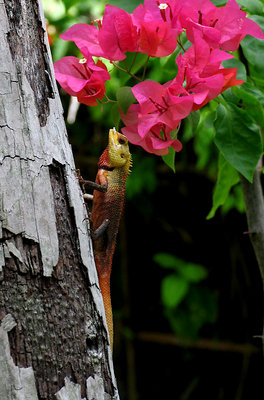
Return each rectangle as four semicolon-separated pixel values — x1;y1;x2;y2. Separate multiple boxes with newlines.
80;128;132;350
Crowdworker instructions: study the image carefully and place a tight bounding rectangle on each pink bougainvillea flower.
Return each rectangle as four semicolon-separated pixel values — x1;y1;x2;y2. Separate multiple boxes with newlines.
120;80;193;155
60;5;138;61
54;54;110;106
132;4;179;57
178;0;264;50
60;23;105;58
141;0;184;31
177;30;233;77
174;32;243;110
60;3;180;60
132;80;193;135
98;5;138;60
121;104;183;155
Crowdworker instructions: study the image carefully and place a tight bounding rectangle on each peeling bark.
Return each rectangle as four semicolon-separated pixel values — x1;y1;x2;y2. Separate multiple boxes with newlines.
0;314;39;400
0;0;119;399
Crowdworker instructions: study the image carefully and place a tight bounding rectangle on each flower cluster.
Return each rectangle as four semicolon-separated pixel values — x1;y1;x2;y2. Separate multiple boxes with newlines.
54;52;110;106
54;0;264;155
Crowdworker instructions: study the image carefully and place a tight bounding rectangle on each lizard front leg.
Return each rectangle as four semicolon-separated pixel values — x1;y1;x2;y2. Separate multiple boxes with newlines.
79;177;108;193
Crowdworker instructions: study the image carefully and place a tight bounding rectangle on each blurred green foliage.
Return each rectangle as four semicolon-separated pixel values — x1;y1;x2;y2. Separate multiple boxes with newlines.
154;253;217;338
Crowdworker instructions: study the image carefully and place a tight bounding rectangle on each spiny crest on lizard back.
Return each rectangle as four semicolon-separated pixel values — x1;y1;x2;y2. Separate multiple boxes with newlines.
98;128;132;174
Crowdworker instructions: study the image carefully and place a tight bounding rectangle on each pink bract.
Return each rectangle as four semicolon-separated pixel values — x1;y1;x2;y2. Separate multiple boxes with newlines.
175;32;243;110
132;4;179;57
120;81;193;155
143;0;183;31
60;24;106;59
54;55;110;106
98;5;138;60
178;0;264;50
121;105;182;155
131;80;193;135
60;3;180;61
60;6;138;61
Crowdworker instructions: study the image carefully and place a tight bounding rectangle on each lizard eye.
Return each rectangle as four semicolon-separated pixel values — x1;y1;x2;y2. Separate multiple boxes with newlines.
118;137;126;145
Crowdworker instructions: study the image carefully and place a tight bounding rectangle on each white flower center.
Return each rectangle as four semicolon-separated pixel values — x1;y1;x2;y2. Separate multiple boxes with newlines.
159;3;168;10
79;58;87;64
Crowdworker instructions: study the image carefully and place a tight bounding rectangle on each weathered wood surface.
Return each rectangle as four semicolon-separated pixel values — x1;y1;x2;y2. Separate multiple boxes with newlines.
0;0;118;398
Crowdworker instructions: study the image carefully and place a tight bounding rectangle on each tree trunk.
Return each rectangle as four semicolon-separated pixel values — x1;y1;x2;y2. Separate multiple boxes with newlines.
240;166;264;352
0;1;119;399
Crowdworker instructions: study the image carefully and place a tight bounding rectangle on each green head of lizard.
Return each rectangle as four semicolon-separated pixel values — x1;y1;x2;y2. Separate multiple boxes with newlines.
108;128;132;174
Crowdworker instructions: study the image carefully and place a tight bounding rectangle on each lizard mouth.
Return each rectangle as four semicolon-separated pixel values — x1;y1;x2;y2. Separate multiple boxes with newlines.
109;128;127;147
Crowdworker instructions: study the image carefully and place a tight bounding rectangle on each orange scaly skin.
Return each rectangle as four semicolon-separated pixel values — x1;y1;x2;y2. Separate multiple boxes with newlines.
91;129;132;350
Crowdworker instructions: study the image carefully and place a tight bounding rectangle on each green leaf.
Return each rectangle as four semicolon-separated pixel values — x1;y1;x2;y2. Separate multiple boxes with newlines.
154;253;208;282
165;287;218;339
207;153;240;219
237;0;264;15
193;105;217;171
161;275;189;308
179;264;208;282
221;88;240;105
221;184;245;215
116;86;135;114
210;0;227;5
213;103;262;182
232;82;264;127
186;110;200;135
240;16;264;85
108;0;142;13
162;147;176;172
153;253;185;270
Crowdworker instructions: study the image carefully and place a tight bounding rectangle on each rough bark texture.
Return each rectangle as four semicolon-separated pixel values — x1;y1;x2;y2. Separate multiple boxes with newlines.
0;0;118;399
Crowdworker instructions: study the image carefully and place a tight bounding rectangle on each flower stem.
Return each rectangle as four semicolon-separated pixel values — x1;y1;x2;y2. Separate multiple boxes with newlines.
100;93;117;104
112;61;142;82
128;52;138;73
177;36;185;53
142;55;150;80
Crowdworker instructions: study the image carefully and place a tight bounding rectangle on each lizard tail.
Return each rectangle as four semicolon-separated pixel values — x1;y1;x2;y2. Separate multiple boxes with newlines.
99;274;114;351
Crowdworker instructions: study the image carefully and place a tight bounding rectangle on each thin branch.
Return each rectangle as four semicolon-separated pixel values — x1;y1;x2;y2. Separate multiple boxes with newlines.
177;36;186;53
123;59;129;72
137;331;258;354
100;93;117;104
112;61;142;82
128;52;138;73
142;55;150;80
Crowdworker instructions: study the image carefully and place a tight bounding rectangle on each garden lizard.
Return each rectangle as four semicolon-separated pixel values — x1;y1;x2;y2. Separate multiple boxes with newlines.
80;128;132;350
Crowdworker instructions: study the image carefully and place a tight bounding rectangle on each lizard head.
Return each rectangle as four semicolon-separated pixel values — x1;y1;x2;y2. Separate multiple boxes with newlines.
108;128;132;172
